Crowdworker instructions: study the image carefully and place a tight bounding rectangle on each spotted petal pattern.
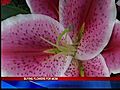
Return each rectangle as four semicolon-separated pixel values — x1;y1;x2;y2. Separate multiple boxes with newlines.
102;20;120;74
76;0;116;60
26;0;59;20
59;0;92;41
82;54;110;77
1;14;72;77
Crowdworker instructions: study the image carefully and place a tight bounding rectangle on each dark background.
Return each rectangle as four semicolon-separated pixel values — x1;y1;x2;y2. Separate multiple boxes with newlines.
116;0;120;20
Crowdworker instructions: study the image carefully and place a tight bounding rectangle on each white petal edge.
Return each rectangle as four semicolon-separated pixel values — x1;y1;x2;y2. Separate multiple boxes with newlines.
25;0;34;13
99;54;110;77
59;56;73;76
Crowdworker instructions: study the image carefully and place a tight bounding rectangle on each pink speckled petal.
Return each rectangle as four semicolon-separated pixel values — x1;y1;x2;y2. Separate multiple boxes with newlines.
76;0;116;60
1;14;72;77
59;0;92;41
102;49;120;74
102;20;120;74
26;0;59;20
64;59;80;77
2;54;71;77
82;54;110;77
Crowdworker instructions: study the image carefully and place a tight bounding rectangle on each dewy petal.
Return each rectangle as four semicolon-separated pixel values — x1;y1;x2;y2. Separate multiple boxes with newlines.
1;14;72;77
82;54;110;77
102;20;120;74
76;0;116;60
59;0;92;41
64;59;80;77
26;0;59;20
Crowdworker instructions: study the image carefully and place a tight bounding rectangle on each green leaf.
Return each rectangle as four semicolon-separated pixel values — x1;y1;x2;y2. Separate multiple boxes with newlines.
1;0;30;21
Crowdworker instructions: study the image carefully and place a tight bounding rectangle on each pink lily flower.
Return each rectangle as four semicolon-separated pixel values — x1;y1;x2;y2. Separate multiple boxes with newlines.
1;0;119;77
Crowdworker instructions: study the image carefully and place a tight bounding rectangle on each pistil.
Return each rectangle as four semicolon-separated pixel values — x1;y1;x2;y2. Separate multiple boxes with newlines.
40;23;85;77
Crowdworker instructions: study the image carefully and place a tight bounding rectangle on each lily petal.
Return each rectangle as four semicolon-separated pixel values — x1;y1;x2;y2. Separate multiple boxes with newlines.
76;0;116;60
2;54;71;77
102;20;120;74
26;0;59;20
1;14;71;76
82;54;110;77
59;0;92;41
106;20;120;48
64;59;80;77
102;49;120;74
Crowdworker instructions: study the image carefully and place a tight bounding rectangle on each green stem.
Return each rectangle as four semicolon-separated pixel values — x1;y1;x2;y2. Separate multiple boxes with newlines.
76;23;85;43
40;37;58;48
56;29;70;46
80;61;84;77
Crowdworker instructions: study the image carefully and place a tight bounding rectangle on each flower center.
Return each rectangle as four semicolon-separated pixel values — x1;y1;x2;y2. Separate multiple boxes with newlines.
42;23;85;57
40;29;77;57
41;23;85;77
